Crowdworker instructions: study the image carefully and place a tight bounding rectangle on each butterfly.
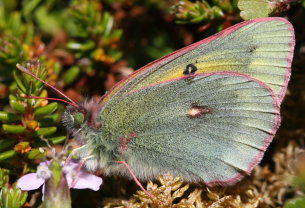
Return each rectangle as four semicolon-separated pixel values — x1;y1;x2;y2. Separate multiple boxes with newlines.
19;17;295;190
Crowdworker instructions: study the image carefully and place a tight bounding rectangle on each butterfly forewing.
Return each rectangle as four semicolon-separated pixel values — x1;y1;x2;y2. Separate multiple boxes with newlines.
101;17;294;106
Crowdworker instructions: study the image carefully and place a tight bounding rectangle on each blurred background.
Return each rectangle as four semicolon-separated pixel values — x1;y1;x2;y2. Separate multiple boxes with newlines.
0;0;305;207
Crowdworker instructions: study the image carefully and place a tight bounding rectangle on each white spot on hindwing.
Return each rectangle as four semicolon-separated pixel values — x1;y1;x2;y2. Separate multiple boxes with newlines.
187;104;213;118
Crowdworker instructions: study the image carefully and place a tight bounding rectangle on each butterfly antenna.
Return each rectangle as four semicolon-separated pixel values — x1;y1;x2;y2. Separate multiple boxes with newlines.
16;64;79;108
23;95;77;106
72;126;85;137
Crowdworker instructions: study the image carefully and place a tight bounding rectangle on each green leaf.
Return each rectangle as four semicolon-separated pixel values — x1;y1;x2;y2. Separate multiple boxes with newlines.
53;61;62;75
2;125;26;134
101;12;114;37
22;0;43;18
212;6;224;19
0;168;10;188
34;70;48;89
0;183;28;208
33;89;48;108
7;12;22;37
66;41;95;51
9;94;17;101
35;127;57;136
27;148;44;160
190;15;205;23
238;0;272;20
66;42;82;50
13;72;26;94
9;82;17;92
34;102;58;117
0;111;21;122
0;150;18;162
49;136;66;144
284;197;305;208
63;66;81;85
35;7;61;34
9;100;25;113
0;140;16;152
213;0;233;13
24;22;35;44
80;41;95;51
38;113;61;126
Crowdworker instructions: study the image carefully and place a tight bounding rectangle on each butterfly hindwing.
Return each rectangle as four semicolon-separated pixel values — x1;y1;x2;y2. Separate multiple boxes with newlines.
100;72;280;185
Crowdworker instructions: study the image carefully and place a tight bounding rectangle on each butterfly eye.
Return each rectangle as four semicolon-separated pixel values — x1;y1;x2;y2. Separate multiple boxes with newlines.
72;112;85;127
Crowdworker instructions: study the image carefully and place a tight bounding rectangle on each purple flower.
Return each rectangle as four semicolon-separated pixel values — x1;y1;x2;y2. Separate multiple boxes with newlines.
17;160;102;193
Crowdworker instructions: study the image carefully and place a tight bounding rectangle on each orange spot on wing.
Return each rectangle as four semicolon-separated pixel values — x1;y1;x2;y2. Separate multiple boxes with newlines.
119;133;137;152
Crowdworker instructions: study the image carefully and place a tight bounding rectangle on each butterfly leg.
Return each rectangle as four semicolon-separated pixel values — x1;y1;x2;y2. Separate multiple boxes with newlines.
114;161;160;203
69;155;95;188
64;144;90;165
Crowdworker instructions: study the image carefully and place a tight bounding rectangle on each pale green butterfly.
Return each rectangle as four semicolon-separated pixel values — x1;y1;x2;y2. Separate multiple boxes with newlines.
19;17;295;191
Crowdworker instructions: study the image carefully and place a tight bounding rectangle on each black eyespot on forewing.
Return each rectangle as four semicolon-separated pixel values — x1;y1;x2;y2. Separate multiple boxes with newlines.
183;64;198;75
